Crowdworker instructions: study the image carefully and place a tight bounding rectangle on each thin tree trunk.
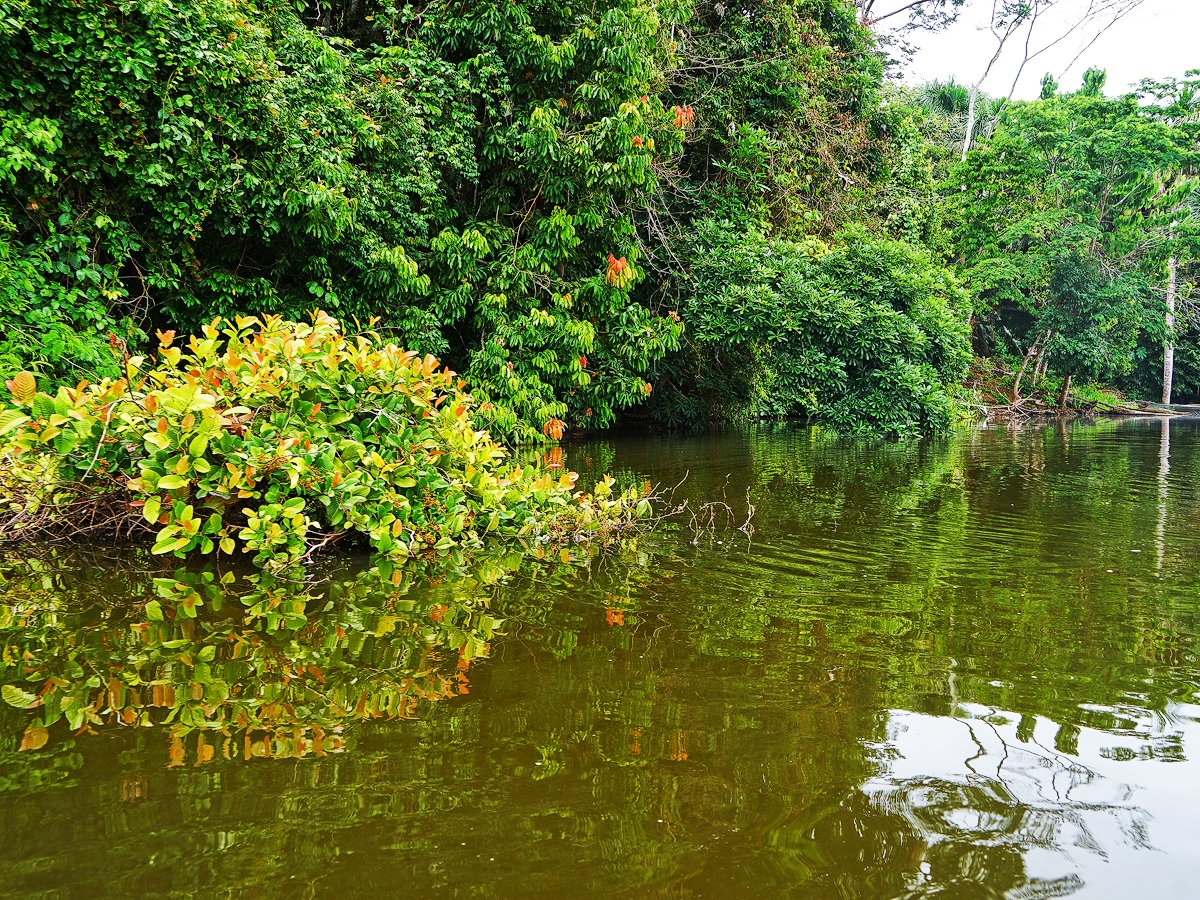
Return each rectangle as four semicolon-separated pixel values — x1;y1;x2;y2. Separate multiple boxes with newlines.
1011;329;1050;402
1163;255;1178;405
1057;373;1071;409
960;10;1028;161
1001;325;1024;356
961;85;980;162
1032;344;1048;384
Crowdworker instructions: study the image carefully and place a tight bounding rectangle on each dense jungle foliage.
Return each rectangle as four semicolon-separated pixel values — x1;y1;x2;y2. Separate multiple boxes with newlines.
0;0;972;440
1;0;1197;441
946;69;1200;405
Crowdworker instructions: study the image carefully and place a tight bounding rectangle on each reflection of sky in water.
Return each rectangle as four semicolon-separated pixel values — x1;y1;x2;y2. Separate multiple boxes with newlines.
867;705;1200;898
6;420;1200;898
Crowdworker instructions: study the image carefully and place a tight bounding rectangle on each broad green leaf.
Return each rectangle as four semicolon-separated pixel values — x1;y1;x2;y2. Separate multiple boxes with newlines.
32;394;55;419
2;685;38;709
0;409;29;435
142;496;161;524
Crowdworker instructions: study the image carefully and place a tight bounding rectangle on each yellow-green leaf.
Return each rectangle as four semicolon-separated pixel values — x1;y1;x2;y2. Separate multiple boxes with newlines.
2;685;37;709
0;409;29;435
6;371;36;404
142;497;161;524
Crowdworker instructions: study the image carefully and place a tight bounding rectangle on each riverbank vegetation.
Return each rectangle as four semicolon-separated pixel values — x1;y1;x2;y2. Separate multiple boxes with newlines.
1;0;1198;441
0;312;650;567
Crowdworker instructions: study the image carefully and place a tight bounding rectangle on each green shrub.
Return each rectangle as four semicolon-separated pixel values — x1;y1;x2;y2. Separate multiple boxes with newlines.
652;221;971;435
0;312;649;568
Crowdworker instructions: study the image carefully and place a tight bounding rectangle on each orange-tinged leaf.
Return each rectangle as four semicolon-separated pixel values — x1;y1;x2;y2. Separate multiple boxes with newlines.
18;726;48;751
7;371;36;404
194;733;214;766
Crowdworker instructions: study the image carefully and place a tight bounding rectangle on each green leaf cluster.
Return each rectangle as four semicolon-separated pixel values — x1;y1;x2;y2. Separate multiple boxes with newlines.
0;311;650;568
652;220;971;434
947;80;1200;386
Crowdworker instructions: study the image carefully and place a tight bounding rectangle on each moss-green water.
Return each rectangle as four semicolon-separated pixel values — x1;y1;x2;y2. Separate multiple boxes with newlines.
1;419;1198;899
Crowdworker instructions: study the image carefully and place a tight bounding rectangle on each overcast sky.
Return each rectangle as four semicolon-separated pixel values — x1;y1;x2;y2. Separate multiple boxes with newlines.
900;0;1200;100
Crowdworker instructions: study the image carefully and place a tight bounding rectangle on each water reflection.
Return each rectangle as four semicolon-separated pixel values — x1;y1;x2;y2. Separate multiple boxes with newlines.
865;702;1200;899
1;419;1200;898
0;553;529;767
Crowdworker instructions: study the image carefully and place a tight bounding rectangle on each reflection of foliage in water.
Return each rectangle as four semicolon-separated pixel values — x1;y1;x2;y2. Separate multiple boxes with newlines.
0;548;582;767
2;421;1200;898
541;421;1200;896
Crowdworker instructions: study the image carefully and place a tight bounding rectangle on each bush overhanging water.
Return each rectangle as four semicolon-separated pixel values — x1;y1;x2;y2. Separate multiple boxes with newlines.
0;312;649;567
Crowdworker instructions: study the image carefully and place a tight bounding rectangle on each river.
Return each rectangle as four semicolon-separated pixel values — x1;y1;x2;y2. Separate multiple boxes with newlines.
1;419;1199;899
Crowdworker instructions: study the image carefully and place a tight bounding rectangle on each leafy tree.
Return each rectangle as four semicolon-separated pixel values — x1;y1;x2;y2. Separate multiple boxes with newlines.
651;220;970;434
0;0;987;436
667;0;890;236
948;74;1200;400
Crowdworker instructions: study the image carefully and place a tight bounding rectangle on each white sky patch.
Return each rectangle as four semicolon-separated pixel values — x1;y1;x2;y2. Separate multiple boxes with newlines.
863;705;1200;898
899;0;1200;100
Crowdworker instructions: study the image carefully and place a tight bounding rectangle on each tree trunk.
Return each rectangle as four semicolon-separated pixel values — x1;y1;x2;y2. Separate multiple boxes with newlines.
1001;325;1024;356
1011;330;1049;402
961;85;979;162
1162;255;1178;405
1032;345;1048;384
1057;374;1072;409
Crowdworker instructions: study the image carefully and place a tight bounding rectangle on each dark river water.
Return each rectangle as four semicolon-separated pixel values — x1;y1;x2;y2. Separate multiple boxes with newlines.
2;419;1200;899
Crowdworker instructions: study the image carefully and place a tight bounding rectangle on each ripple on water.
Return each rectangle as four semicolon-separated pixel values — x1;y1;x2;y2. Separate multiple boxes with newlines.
1;420;1200;899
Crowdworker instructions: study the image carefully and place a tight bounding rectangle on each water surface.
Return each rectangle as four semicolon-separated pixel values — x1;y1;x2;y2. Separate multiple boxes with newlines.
2;419;1199;899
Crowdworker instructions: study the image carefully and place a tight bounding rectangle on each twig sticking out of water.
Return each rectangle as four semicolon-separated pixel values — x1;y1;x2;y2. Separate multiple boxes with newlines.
654;471;756;545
